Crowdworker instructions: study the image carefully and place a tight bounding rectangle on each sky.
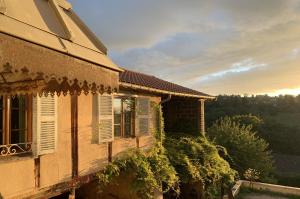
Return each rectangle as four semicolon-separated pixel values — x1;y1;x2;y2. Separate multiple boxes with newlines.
69;0;300;96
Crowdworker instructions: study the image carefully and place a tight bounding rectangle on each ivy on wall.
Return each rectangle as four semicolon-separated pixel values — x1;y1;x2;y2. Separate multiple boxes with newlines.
96;103;237;199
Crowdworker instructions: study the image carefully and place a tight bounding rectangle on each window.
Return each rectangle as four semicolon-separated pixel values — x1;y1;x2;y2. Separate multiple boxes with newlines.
11;96;27;144
0;95;57;157
0;95;32;145
113;97;134;138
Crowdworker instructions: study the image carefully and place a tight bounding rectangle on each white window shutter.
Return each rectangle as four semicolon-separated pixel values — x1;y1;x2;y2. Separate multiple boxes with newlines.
32;95;58;156
135;98;150;136
98;95;114;143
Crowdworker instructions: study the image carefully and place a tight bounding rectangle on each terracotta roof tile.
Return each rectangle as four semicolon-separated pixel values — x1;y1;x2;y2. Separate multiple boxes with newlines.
120;69;213;98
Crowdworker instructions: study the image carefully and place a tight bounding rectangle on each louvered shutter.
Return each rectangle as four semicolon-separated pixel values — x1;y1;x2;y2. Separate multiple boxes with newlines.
98;95;114;143
32;95;57;156
135;98;150;135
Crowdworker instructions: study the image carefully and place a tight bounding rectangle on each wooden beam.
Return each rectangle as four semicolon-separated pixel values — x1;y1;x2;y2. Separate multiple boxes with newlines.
4;96;10;144
71;95;78;178
108;142;112;162
136;136;140;148
34;157;40;188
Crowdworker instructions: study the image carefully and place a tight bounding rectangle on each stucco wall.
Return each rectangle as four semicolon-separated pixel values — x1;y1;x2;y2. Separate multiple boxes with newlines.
0;95;72;198
40;95;72;188
77;93;160;174
0;158;35;198
78;94;108;176
0;93;159;198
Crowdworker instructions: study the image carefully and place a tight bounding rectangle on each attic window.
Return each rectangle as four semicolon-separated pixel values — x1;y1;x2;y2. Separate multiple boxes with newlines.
49;0;74;41
56;0;72;10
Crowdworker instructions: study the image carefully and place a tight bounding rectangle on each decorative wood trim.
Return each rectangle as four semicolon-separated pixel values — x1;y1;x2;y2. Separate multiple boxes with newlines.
71;95;78;178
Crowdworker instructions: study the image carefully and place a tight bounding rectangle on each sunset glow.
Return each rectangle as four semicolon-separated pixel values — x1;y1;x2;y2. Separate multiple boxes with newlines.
265;87;300;96
70;0;300;95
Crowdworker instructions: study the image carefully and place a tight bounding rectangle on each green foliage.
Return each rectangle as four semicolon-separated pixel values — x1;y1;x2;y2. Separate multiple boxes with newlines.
231;114;263;130
97;104;179;199
206;95;300;155
207;116;274;182
244;168;260;182
276;174;300;187
97;104;237;199
97;148;179;199
237;187;300;199
164;135;237;198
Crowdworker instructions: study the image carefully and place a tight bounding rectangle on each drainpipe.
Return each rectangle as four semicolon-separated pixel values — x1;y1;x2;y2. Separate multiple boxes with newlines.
158;95;172;144
159;94;172;105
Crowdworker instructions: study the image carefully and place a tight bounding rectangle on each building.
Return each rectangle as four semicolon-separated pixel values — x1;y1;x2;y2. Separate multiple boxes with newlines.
0;0;214;198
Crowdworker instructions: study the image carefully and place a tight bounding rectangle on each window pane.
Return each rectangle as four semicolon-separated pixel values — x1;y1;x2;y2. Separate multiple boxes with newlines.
114;98;122;137
114;125;121;137
0;97;2;145
10;96;27;144
123;99;133;137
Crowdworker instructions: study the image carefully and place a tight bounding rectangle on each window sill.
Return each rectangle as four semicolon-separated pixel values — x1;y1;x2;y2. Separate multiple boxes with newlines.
114;136;136;141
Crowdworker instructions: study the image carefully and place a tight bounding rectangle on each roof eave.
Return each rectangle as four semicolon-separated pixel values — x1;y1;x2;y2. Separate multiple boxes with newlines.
120;82;216;100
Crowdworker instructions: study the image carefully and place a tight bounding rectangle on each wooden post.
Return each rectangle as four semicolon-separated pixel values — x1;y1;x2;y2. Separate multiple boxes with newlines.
27;94;33;142
69;188;76;199
136;136;140;148
227;188;234;199
4;96;10;144
108;142;112;162
71;95;78;178
199;99;205;135
34;157;40;188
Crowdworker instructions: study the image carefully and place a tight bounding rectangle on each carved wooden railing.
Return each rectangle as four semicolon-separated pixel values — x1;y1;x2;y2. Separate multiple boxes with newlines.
0;143;32;156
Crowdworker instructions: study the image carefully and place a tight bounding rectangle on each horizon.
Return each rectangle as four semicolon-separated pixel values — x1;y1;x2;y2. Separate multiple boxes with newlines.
69;0;300;96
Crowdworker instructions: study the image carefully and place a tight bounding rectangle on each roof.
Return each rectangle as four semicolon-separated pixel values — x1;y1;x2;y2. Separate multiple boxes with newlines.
0;0;121;72
120;69;215;99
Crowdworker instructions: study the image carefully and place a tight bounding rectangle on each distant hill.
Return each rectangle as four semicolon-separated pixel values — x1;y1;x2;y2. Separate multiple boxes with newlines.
205;95;300;156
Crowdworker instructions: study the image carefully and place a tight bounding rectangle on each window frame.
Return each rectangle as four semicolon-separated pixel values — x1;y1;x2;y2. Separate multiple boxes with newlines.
0;95;33;145
113;95;135;138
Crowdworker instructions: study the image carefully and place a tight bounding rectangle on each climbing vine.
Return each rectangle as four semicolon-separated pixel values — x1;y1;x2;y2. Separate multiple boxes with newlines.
96;103;237;199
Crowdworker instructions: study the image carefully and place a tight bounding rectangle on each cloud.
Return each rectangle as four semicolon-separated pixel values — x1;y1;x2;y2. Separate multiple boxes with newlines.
69;0;300;95
190;59;267;83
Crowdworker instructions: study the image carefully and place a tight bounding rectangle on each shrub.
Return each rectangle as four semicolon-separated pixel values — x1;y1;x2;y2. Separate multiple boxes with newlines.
207;116;274;182
164;135;237;198
97;148;179;199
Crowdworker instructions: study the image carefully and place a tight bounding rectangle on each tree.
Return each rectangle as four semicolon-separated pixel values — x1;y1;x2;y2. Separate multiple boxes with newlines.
207;116;274;182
